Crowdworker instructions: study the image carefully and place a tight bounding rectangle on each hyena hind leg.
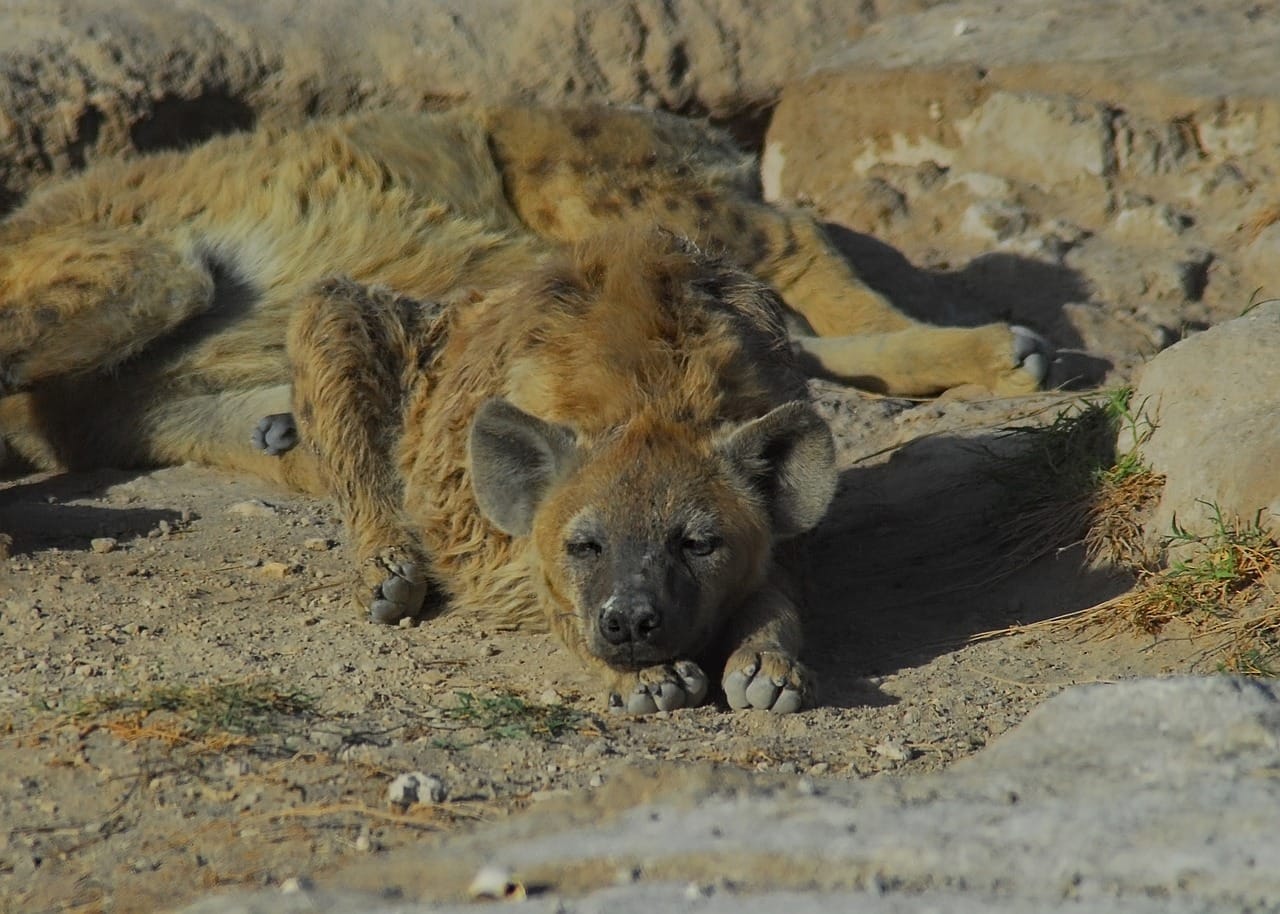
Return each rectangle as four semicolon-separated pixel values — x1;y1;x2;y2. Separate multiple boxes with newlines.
0;226;214;394
285;277;448;624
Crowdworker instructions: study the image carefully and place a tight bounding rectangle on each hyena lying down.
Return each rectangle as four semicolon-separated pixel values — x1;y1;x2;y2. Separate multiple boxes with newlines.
0;105;1050;713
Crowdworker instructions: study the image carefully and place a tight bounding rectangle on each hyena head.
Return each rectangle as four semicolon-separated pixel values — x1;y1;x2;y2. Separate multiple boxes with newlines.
468;399;836;669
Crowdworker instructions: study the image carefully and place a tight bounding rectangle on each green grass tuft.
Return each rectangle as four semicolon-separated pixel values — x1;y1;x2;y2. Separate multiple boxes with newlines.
74;678;317;738
436;690;585;743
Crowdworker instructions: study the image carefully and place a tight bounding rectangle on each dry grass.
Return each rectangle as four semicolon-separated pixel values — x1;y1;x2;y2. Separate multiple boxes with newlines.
973;505;1280;674
985;388;1164;571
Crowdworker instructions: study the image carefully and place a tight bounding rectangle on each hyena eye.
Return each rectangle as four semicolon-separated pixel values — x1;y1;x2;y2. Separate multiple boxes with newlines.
565;539;603;559
682;536;720;557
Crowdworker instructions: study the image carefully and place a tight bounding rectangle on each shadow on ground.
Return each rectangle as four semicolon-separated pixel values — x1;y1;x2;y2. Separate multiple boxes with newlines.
801;428;1134;708
0;468;183;555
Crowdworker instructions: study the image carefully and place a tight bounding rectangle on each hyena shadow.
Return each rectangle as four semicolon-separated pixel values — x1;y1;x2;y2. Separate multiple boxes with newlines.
0;468;185;556
800;429;1133;709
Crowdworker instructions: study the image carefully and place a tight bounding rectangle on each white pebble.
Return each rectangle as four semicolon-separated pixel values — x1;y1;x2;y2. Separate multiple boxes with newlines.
90;537;118;554
228;499;278;518
387;771;446;809
468;864;526;900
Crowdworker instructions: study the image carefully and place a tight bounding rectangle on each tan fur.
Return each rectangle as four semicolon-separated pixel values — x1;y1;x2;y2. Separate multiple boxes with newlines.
0;105;1047;711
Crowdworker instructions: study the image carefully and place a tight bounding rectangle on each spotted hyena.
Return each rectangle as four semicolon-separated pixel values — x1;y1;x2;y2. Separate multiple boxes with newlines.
0;105;1050;712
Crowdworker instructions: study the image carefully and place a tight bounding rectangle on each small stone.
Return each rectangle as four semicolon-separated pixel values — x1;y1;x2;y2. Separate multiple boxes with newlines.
468;865;525;900
90;538;118;554
224;758;251;779
539;688;562;705
228;499;278;518
303;537;335;552
873;740;912;762
684;882;714;900
387;772;446;810
259;561;295;579
280;876;313;894
74;664;96;678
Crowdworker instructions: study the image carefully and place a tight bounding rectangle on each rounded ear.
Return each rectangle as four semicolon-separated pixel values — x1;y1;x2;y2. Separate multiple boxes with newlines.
468;398;579;536
717;402;836;537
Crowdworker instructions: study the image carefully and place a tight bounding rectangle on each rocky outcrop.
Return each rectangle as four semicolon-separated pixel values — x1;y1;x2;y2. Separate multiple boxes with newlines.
178;677;1280;913
0;0;874;205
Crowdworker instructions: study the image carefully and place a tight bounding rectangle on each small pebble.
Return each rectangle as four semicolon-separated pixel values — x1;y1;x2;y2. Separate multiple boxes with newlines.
90;537;118;554
874;740;912;762
280;876;313;894
468;865;526;901
684;882;715;900
303;537;335;552
260;561;295;579
387;772;446;810
228;499;278;518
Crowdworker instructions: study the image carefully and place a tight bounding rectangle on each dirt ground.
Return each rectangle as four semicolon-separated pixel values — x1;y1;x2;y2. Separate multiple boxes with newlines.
7;1;1280;907
0;373;1218;914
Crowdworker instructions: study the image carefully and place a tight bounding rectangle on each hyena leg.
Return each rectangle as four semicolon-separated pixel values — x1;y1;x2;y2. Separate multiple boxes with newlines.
483;111;1050;397
701;204;1052;397
286;278;445;624
719;579;814;714
142;384;326;494
0;226;213;394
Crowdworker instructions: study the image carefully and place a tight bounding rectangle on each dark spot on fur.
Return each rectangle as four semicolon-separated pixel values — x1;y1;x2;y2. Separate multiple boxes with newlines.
35;307;59;326
296;190;310;217
663;197;682;213
297;399;314;425
692;192;716;212
730;211;748;233
525;156;553;177
569;159;590;176
626;186;646;207
570;116;602;141
587;196;624;218
751;231;770;263
534;204;561;230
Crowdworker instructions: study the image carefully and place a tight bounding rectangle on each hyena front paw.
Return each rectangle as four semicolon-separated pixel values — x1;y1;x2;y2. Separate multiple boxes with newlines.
357;545;431;624
252;412;298;456
607;661;710;715
723;650;813;714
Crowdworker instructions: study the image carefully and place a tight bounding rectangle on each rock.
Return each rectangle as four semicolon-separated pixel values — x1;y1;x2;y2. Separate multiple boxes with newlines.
954;92;1114;192
387;772;446;810
89;537;118;554
175;677;1280;914
258;561;296;579
0;0;880;203
1126;301;1280;548
227;500;278;519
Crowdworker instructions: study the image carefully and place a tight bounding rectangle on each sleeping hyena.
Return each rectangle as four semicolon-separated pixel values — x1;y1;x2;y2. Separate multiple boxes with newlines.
0;105;1050;712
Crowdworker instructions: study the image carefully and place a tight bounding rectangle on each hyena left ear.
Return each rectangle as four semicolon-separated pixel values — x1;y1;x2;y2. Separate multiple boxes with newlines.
469;398;579;537
718;402;837;537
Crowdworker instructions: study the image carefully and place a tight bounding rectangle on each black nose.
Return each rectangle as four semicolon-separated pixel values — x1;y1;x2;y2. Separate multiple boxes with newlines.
599;595;662;645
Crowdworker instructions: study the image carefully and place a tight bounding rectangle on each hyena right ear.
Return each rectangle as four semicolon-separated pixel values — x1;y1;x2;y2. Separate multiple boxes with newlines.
469;398;579;537
718;401;837;538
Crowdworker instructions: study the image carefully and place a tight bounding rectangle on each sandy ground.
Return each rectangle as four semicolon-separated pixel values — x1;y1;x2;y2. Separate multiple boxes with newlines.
0;379;1212;914
4;2;1278;909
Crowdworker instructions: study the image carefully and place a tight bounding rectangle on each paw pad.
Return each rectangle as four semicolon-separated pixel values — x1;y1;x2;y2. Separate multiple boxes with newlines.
252;413;299;456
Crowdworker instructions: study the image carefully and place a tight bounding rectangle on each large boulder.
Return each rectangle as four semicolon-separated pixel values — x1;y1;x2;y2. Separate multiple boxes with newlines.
178;676;1280;913
1126;301;1280;547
